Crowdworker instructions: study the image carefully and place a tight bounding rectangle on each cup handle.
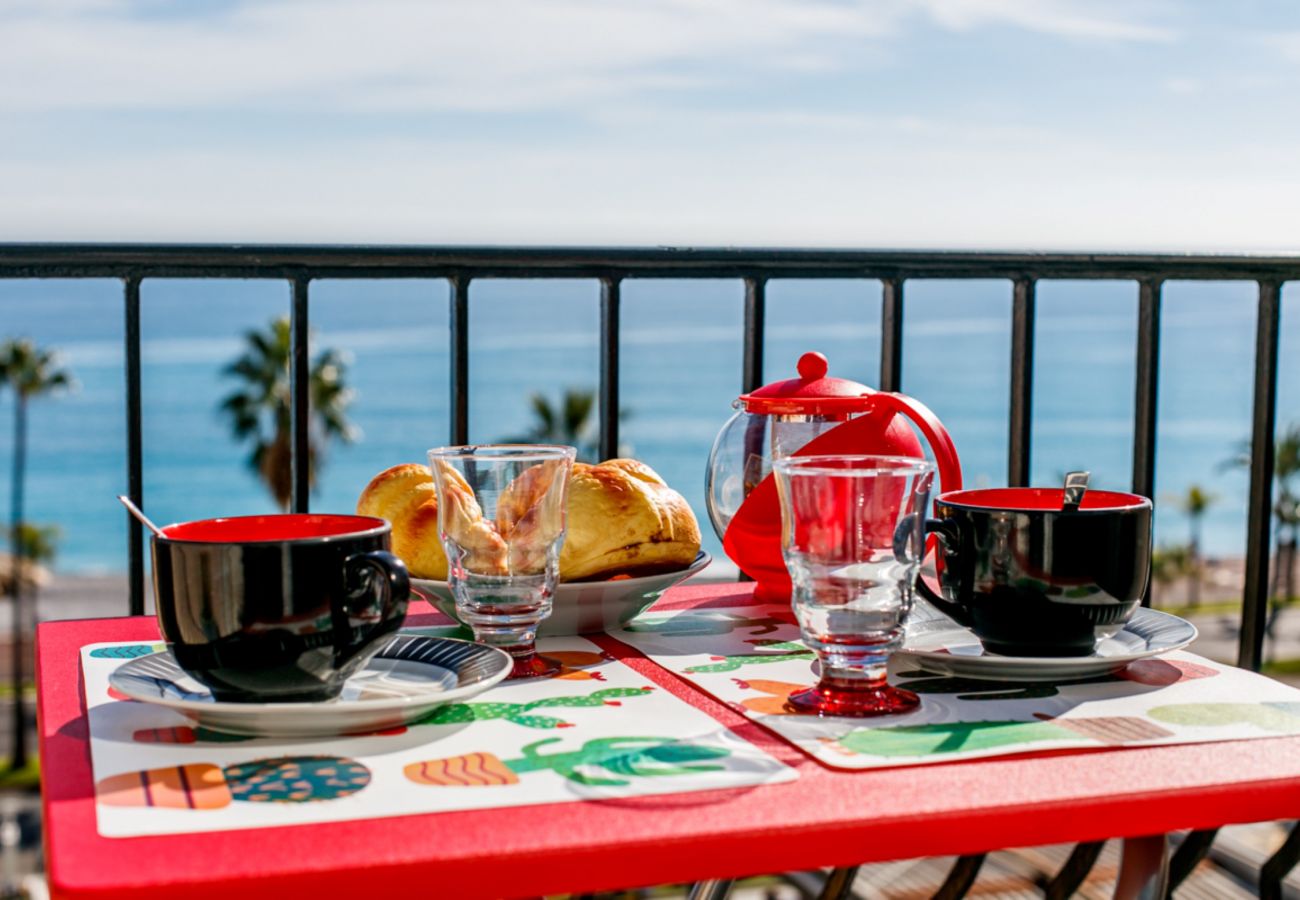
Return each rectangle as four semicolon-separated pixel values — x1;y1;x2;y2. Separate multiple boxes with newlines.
915;518;972;627
342;550;411;642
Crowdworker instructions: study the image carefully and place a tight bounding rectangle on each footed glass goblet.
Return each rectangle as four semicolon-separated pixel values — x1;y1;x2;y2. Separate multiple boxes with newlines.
772;454;935;716
427;444;576;679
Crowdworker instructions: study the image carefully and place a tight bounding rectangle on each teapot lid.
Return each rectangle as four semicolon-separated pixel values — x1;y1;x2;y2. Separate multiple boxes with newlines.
737;351;877;415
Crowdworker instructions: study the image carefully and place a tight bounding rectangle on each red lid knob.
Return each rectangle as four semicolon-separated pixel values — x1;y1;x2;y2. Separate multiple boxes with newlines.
797;352;828;381
736;351;876;414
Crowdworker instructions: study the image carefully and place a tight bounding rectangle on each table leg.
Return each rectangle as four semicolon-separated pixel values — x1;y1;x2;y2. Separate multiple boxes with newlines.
1114;834;1169;900
687;879;734;900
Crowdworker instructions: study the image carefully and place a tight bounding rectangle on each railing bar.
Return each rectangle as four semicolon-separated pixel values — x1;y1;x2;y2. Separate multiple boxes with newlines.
450;275;470;445
1007;278;1036;487
1132;278;1162;607
880;278;904;392
1259;820;1300;900
1168;828;1219;892
7;245;1300;282
932;854;985;900
123;276;144;616
1239;280;1282;671
1043;840;1105;899
599;277;621;461
743;277;766;393
816;866;858;900
289;277;311;514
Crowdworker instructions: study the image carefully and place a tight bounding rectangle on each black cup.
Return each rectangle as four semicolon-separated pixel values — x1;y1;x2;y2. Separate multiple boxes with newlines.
152;513;410;702
915;488;1152;657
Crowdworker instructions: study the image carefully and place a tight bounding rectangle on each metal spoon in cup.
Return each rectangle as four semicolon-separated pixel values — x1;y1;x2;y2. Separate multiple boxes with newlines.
1062;471;1090;512
116;495;166;538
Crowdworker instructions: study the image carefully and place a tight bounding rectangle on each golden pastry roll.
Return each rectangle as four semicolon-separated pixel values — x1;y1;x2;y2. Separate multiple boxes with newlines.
357;458;701;582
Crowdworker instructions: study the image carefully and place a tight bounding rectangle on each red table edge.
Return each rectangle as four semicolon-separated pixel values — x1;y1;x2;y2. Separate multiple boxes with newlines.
38;587;1300;899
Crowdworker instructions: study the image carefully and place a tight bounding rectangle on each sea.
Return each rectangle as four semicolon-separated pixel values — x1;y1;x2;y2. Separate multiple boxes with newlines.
1;275;1298;575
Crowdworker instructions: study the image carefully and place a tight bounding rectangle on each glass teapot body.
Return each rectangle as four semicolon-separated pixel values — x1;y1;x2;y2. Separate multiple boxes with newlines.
704;352;962;600
706;407;924;540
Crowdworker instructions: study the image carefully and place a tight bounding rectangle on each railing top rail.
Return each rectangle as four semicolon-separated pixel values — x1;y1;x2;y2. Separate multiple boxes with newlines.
1;243;1299;281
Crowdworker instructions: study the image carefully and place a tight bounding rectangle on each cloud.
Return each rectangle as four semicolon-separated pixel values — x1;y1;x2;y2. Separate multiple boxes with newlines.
915;0;1177;42
0;0;895;113
5;107;1298;251
1163;76;1201;94
1264;30;1300;63
0;0;1177;113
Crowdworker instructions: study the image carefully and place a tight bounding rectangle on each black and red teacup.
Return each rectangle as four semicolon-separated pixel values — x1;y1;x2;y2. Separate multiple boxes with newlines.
152;514;410;702
916;488;1152;657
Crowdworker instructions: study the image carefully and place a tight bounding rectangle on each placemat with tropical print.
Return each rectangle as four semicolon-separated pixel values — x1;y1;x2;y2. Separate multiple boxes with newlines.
81;634;796;838
611;603;1300;770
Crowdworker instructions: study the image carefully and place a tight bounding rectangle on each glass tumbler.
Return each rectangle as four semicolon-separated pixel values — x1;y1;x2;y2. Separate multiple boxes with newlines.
427;444;577;679
772;454;935;716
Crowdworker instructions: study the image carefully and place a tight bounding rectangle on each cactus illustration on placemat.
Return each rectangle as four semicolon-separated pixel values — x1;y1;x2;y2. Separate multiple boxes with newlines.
685;640;814;674
404;736;730;787
96;755;371;809
831;712;1180;758
130;687;658;744
90;643;165;659
417;686;654;729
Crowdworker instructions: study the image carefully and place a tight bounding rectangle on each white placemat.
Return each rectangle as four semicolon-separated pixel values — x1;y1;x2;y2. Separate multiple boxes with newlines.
83;634;796;838
612;603;1300;770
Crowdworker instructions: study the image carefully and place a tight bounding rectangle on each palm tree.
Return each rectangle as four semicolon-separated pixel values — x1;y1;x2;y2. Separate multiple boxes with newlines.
1150;544;1191;608
218;317;357;510
505;388;600;462
1179;485;1215;609
0;339;72;770
1226;424;1300;611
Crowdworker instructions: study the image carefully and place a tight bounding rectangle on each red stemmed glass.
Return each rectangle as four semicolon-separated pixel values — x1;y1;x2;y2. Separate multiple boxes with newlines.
771;455;935;716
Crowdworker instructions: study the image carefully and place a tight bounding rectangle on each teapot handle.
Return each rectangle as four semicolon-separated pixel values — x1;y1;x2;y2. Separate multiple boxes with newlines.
868;391;962;497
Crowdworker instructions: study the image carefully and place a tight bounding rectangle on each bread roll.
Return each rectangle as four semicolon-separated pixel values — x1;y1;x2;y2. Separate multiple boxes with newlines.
560;459;701;580
357;458;701;582
355;463;448;579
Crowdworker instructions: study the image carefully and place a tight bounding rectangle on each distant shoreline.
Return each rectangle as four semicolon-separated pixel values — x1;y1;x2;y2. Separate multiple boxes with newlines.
21;554;1250;627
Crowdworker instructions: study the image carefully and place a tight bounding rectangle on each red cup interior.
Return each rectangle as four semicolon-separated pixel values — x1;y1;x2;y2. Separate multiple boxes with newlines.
160;514;386;543
937;487;1149;511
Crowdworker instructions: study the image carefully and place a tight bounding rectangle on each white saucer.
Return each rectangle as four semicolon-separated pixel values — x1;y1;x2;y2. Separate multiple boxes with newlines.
896;606;1198;682
108;634;512;737
413;551;711;636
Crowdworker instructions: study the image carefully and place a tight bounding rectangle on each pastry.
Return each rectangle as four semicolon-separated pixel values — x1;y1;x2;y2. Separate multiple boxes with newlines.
427;460;509;576
560;459;701;581
356;463;448;579
495;458;569;575
357;458;701;582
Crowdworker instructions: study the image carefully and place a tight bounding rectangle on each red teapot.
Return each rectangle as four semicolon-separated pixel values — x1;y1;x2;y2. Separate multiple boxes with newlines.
705;351;962;600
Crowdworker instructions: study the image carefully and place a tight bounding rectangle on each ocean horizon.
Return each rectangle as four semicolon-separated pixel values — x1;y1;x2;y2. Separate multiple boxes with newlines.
1;275;1297;576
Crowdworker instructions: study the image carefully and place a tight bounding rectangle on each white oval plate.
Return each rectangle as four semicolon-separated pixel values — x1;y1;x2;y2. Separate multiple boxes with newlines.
108;634;511;737
413;551;711;636
896;606;1198;682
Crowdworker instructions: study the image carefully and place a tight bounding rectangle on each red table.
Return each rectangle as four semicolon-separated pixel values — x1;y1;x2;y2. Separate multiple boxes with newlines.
38;582;1300;899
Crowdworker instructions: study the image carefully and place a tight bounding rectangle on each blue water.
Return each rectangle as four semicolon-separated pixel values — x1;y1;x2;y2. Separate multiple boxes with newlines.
0;276;1297;574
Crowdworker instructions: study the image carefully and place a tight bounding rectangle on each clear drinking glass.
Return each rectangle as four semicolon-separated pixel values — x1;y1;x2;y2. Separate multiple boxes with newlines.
771;454;935;716
427;444;577;679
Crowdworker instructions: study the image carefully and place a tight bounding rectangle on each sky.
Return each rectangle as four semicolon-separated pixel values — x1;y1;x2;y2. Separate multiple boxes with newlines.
3;0;1300;249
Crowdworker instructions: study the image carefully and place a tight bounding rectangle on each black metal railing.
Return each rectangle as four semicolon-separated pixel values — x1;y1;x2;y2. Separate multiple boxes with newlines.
2;244;1296;896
